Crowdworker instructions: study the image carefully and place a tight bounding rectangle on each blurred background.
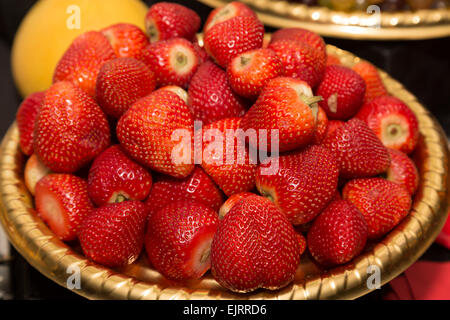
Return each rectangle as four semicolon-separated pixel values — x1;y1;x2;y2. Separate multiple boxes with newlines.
0;0;449;299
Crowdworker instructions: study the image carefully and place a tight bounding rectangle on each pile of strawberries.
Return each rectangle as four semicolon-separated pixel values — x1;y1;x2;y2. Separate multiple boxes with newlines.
15;1;421;293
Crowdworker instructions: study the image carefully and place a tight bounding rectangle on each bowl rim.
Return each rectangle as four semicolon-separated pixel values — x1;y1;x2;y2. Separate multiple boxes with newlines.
0;44;449;300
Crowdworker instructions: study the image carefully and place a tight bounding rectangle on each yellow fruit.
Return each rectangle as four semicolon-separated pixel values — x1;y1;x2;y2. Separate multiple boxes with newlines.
11;0;148;97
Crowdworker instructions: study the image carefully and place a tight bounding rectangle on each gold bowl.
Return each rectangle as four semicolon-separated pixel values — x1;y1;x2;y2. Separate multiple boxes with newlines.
198;0;450;40
0;45;449;300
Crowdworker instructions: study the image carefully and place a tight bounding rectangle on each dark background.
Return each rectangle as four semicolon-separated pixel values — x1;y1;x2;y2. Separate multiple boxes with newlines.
0;0;449;299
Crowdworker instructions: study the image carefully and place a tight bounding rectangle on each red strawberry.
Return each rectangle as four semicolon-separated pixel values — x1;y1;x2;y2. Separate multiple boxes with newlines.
204;1;256;32
343;177;412;239
256;145;339;225
145;166;224;215
145;2;201;42
95;57;156;119
204;15;264;68
227;48;284;98
87;145;152;206
145;200;219;281
188;61;246;126
35;174;93;241
53;31;116;97
201;117;257;196
268;39;325;88
79;201;147;267
25;153;51;195
218;191;253;219
322;119;344;142
192;40;209;65
16;91;45;155
117;88;194;178
316;65;366;120
354;95;419;154
34;81;111;173
307;200;368;266
386;148;419;195
211;194;301;293
326;54;341;66
240;77;321;152
322;118;390;179
143;38;200;88
160;85;188;103
352;61;388;103
312;107;328;144
270;27;327;61
102;23;150;62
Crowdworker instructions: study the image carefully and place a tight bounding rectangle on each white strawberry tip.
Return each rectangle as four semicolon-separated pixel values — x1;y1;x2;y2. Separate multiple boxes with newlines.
169;45;197;76
145;18;160;42
232;52;256;72
381;115;409;146
25;154;51;195
161;86;189;104
186;231;215;279
205;3;237;31
110;191;130;203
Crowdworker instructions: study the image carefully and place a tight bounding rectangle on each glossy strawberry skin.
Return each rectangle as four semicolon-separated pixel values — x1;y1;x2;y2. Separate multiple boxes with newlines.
117;88;194;178
145;166;224;215
16;91;45;155
102;23;150;62
227;48;284;99
312;107;328;145
322;118;391;179
34;81;111;173
145;2;201;42
352;61;388;103
35;174;93;241
211;195;301;293
143;38;200;88
316;65;366;120
204;1;256;32
145;200;219;281
204;15;264;69
354;95;419;154
256;145;339;225
79;201;148;267
200;118;257;197
188;61;246;126
268;39;325;88
218;191;254;219
343;177;412;239
88;145;152;206
95;57;156;119
53;31;116;97
307;200;368;266
386;148;419;195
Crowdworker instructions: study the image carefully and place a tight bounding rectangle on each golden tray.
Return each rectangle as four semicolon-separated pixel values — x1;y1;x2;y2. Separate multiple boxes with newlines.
198;0;450;40
0;45;449;300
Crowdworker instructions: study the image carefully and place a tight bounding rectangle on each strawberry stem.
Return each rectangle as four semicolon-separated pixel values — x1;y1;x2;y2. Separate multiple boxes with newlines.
302;96;323;106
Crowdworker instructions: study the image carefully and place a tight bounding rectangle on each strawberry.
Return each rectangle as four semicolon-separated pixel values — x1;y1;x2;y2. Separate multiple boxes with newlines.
352;61;388;103
307;200;368;266
240;77;321;152
218;191;254;219
326;54;341;66
343;177;412;239
145;2;201;43
316;65;366;120
322;118;390;179
354;95;419;154
226;48;284;99
25;153;51;195
95;57;156;119
145;166;224;215
200;117;257;196
211;194;301;293
160;85;188;103
102;23;149;62
192;40;210;65
386;148;419;195
204;1;257;32
117;88;194;178
188;61;246;126
87;145;152;206
204;15;264;68
53;31;116;97
16;91;45;156
269;27;327;61
268;39;325;88
79;201;147;267
322;119;344;142
143;38;200;88
256;145;339;225
145;200;219;281
33;81;111;173
35;174;93;241
312;107;328;144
